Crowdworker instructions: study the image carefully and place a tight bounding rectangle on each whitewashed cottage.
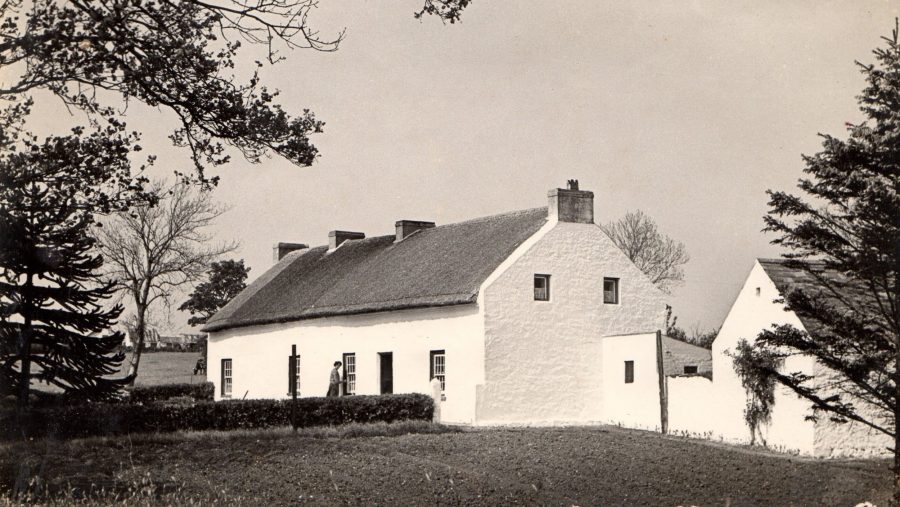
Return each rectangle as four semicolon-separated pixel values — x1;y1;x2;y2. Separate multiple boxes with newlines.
203;181;702;425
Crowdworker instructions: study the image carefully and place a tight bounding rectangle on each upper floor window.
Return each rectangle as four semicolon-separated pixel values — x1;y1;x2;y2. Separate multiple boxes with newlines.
624;360;634;384
534;274;550;301
343;353;356;395
603;277;619;304
221;358;233;397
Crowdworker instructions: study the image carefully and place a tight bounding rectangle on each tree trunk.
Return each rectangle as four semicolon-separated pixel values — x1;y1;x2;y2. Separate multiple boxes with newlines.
128;304;147;387
16;273;34;408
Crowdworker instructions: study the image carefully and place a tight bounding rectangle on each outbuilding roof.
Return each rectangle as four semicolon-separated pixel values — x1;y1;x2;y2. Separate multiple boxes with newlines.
202;207;548;332
757;258;866;338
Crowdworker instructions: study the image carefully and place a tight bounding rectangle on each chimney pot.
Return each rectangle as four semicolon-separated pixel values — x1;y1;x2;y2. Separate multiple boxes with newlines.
395;220;435;242
328;230;365;250
548;180;594;224
273;242;308;263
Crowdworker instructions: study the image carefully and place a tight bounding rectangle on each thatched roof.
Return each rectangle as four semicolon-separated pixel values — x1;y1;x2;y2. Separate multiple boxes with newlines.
203;207;548;332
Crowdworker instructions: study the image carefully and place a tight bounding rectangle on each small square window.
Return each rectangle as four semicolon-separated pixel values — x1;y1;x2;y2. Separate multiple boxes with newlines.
624;360;634;384
684;365;698;374
534;274;550;301
603;278;619;304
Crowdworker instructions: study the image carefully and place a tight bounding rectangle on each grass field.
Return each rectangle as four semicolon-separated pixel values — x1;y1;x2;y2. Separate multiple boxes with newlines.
117;352;205;386
1;425;890;506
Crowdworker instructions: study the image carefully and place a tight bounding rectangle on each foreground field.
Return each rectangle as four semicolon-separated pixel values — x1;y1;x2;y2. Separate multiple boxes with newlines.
1;425;889;506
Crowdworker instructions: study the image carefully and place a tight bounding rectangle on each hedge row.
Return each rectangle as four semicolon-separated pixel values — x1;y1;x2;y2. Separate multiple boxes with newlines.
127;382;215;404
1;393;434;440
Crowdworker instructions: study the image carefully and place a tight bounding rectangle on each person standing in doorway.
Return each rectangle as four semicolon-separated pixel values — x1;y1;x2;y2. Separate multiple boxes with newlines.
326;360;342;397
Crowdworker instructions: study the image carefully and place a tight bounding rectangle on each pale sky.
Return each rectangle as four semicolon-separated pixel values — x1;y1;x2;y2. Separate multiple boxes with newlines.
27;0;900;332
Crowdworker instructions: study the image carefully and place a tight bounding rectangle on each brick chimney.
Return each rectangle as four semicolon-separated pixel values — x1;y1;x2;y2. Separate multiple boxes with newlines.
395;220;435;242
273;242;308;263
328;230;365;250
548;179;594;224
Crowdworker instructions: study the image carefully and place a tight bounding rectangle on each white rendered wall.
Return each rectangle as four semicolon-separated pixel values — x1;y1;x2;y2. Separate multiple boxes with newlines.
708;261;816;453
668;376;716;437
812;362;892;458
207;304;484;424
477;221;667;424
601;333;663;430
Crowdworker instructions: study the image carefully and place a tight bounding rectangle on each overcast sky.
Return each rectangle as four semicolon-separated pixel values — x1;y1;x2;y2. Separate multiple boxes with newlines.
28;0;899;333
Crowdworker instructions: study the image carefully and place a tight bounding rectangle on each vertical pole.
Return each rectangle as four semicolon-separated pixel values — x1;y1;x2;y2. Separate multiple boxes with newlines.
655;330;668;434
290;344;297;432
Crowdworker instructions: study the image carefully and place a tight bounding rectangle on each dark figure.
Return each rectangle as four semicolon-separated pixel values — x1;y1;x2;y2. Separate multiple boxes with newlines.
193;357;206;375
327;361;342;397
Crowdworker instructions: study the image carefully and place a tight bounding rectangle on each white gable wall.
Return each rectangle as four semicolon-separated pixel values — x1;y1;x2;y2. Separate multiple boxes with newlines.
476;221;667;424
207;304;484;423
707;261;816;453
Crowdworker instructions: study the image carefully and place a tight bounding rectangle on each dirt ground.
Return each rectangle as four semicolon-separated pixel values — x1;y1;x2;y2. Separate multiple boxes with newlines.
1;425;890;506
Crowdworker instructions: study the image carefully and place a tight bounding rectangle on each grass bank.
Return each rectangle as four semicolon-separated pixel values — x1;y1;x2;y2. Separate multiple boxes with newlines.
1;424;890;506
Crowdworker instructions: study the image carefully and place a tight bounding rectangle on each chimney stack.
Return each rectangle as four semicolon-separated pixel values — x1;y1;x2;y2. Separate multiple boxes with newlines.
548;179;594;224
395;220;435;242
328;230;365;250
273;242;308;263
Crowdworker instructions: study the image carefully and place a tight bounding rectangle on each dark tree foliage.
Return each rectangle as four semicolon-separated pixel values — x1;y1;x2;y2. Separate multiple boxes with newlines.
179;259;249;326
415;0;472;24
748;21;900;500
0;105;143;405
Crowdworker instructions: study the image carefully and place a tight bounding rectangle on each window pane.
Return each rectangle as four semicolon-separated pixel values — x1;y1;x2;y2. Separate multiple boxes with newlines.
534;275;550;301
222;359;232;396
624;360;634;384
604;278;619;304
344;354;356;394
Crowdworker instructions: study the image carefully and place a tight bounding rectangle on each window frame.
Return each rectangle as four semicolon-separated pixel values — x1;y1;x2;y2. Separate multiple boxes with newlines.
534;274;551;301
342;352;356;395
288;353;301;396
430;349;446;399
221;358;233;397
603;277;620;305
624;360;634;384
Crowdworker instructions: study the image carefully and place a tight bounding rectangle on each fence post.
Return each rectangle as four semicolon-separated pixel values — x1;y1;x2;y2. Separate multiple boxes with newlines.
430;377;442;423
655;330;668;434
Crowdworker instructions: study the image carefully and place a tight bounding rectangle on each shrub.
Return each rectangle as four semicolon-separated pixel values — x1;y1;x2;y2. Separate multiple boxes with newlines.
128;382;215;404
0;393;434;440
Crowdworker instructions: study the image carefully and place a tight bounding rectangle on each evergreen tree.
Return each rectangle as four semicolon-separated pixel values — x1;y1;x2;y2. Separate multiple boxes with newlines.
748;21;900;501
180;259;250;327
0;105;145;405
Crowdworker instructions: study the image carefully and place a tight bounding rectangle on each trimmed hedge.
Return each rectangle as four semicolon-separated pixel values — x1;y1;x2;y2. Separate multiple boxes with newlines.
0;393;433;441
128;382;215;404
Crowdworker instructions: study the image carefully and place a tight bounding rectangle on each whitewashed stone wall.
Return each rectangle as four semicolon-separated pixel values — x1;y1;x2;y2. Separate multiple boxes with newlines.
601;333;663;430
477;221;667;424
207;304;484;424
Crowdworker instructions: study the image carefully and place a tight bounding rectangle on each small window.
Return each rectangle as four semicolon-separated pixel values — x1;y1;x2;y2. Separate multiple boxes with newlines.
430;350;446;395
288;354;301;395
221;358;233;397
534;274;550;301
684;365;698;374
603;278;619;304
624;360;634;384
343;353;356;395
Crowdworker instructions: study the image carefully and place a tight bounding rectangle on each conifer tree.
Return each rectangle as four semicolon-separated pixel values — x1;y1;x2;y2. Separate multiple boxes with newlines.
0;104;146;405
748;21;900;502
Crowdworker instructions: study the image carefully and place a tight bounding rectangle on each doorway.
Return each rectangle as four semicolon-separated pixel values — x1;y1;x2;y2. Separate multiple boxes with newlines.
379;352;393;394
